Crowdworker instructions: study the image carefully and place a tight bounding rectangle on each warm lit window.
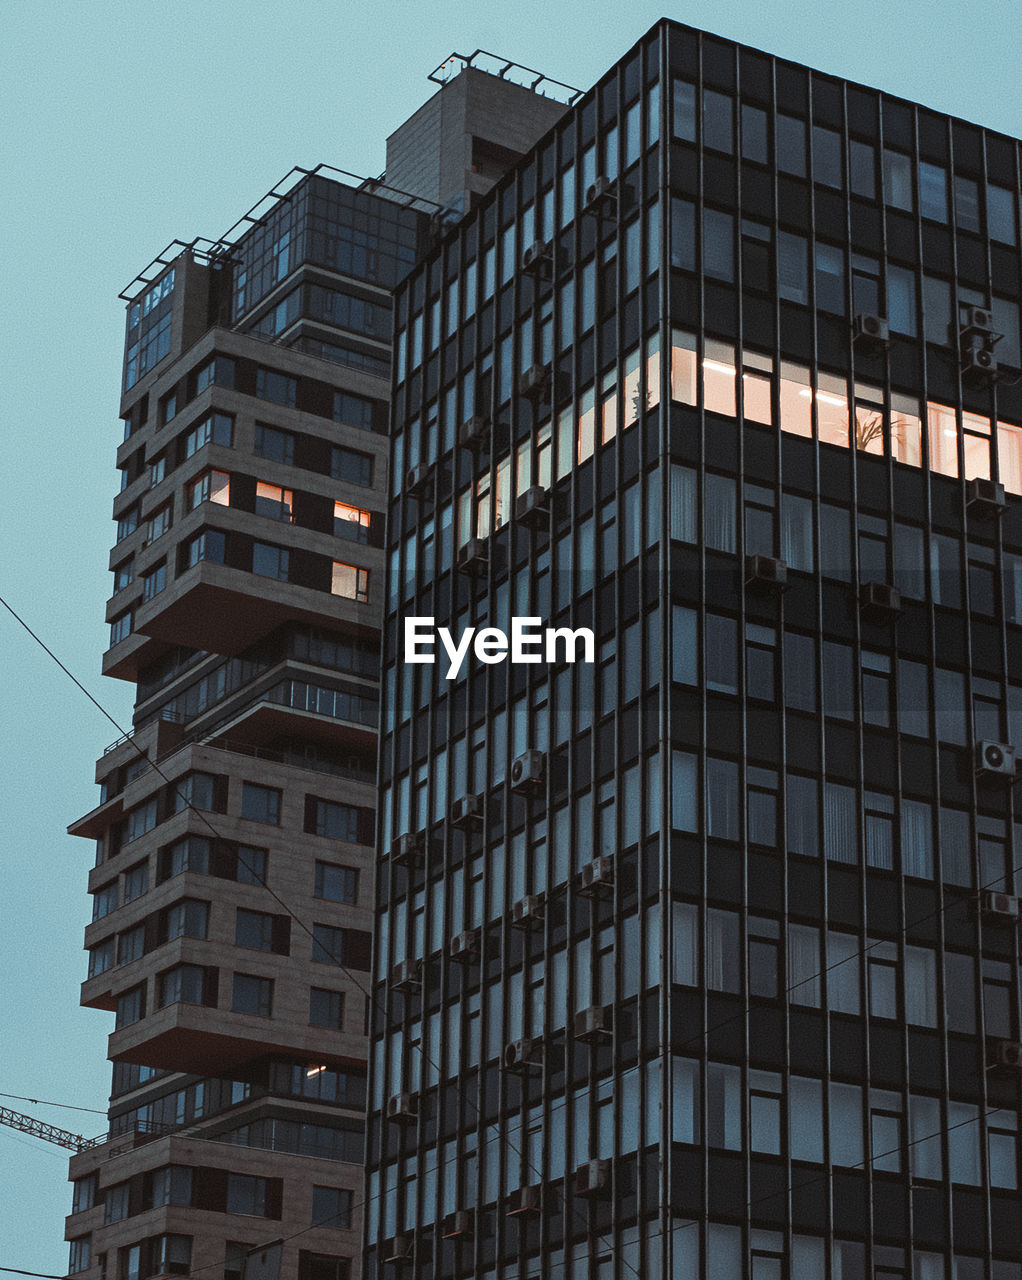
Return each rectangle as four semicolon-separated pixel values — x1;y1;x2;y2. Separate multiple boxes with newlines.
256;482;293;522
670;328;697;405
703;339;737;417
962;410;991;481
188;470;230;509
742;351;773;425
927;402;959;478
815;373;849;449
333;501;371;542
998;420;1022;494
331;562;370;602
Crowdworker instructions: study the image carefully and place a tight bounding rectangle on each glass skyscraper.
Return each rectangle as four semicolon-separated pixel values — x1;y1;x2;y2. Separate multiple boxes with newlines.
368;19;1022;1280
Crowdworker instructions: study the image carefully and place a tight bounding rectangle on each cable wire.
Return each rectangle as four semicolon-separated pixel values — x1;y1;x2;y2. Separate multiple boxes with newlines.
0;1093;106;1116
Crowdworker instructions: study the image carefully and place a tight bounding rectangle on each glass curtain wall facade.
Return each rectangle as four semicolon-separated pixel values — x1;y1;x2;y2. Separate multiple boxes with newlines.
369;20;1022;1280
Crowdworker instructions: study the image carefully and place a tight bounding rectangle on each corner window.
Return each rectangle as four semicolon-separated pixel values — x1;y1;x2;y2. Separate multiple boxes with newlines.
188;470;230;509
255;482;294;523
158;963;209;1008
195;357;235;394
333;501;371;543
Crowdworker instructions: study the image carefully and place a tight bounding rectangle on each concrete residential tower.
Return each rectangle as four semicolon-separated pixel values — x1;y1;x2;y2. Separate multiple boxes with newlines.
62;58;567;1280
367;19;1022;1280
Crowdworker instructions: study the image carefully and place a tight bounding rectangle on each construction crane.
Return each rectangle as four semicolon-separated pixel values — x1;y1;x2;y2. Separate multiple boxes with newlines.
0;1105;104;1153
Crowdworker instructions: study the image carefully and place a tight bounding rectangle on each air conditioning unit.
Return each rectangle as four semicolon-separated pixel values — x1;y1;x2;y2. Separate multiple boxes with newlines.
405;464;432;497
744;554;789;593
441;1209;474;1239
515;486;550;530
383;1235;414;1265
577;855;614;898
975;741;1016;779
511;894;545;930
991;1040;1022;1072
961;344;997;379
391;833;427;868
504;1037;542;1072
962;305;995;335
506;1183;542;1216
450;793;483;828
458;414;490;450
584;175;617;215
521;240;552;275
391;959;421;993
510;749;546;793
574;1159;611;1198
386;1092;419;1124
518;363;551;403
967;476;1007;517
449;929;482;962
980;890;1021;922
853;313;890;348
458;538;489;576
859;581;902;622
574;1005;612;1044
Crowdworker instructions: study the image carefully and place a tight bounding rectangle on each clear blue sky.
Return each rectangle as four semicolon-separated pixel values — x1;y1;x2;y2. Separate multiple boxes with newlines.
1;0;1019;1271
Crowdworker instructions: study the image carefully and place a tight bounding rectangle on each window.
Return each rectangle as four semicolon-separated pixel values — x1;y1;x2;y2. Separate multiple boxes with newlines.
92;881;118;920
231;973;273;1018
188;469;230;509
113;558;134;591
235;908;288;954
195;357;235;393
225;1172;268;1216
72;1174;97;1214
331;562;370;602
124;797;157;843
160;834;211;880
115;983;145;1028
88;937;115;977
311;1186;353;1228
241;782;281;825
152;1236;192;1276
298;1254;350;1280
309;987;345;1029
256;367;297;407
110;611;132;646
69;1239;91;1274
184;412;232;458
315;861;358;903
255;482;293;522
252;542;289;581
312;924;372;970
147;503;172;543
164;899;209;940
254;424;295;465
333;390;375;429
158;964;208;1007
333;501;371;542
331;447;373;487
118;924;145;965
123;860;148;902
236;844;268;885
307;798;361;842
185;528;226;567
142;562;166;601
116;505;139;543
172;771;220;813
150;456;166;488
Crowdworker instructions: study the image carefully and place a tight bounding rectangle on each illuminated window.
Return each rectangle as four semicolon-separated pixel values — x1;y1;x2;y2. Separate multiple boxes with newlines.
670;331;698;404
927;402;959;478
703;340;736;417
962;410;991;481
816;373;849;449
578;385;597;460
854;385;885;455
742;351;773;425
333;501;370;542
622;346;642;429
779;362;812;438
331;562;370;603
255;482;293;523
998;420;1022;494
188;470;230;509
890;394;923;468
